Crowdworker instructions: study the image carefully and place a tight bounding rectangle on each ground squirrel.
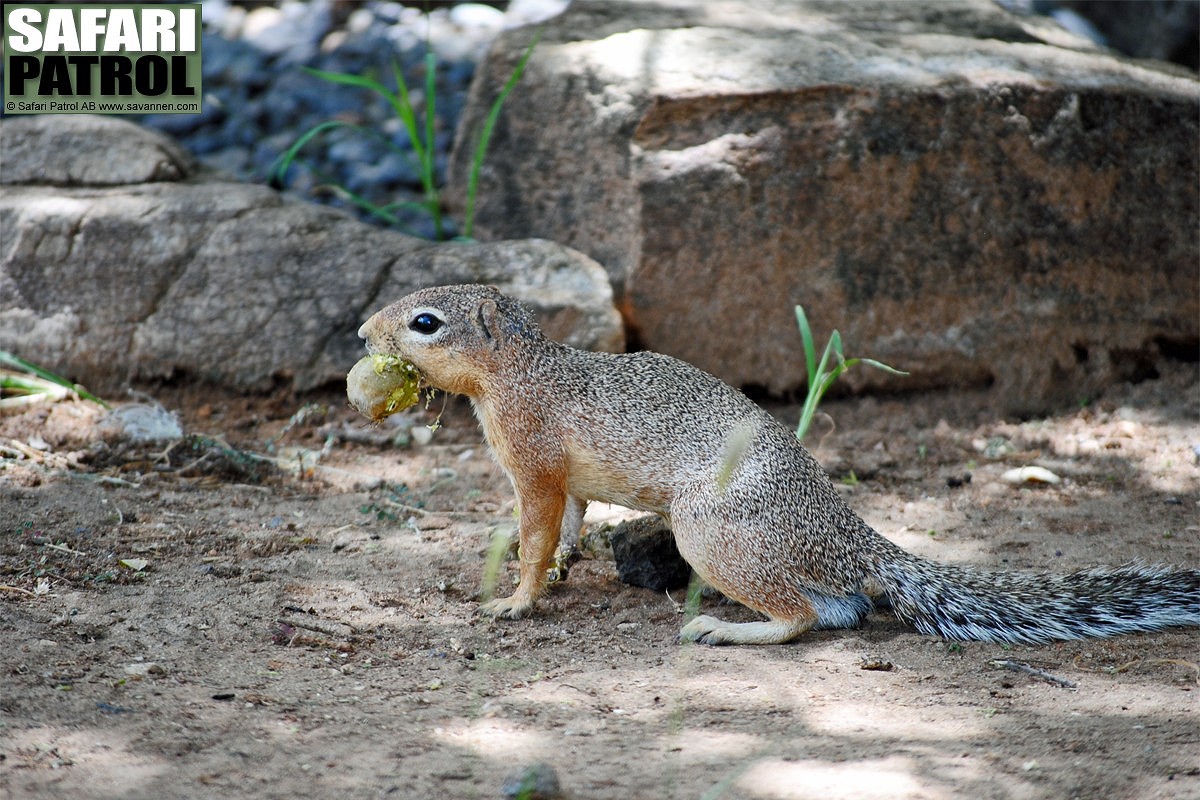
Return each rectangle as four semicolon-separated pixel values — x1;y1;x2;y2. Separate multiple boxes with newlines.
356;285;1200;646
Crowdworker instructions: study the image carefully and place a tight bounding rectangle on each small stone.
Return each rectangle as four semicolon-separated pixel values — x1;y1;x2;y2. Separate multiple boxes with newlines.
500;762;563;800
124;662;167;677
1114;420;1139;437
609;516;690;591
1000;466;1061;485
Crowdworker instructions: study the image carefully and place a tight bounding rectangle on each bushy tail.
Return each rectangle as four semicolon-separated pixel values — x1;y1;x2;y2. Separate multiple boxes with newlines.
874;549;1200;645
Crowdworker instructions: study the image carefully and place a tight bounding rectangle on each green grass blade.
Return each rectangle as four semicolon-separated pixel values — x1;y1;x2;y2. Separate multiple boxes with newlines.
302;66;392;96
791;307;907;441
795;305;818;387
480;526;514;603
423;52;437;179
375;199;442;215
389;58;442;237
816;363;848;402
812;331;839;390
464;32;540;239
302;65;417;164
0;351;59;383
422;51;443;240
715;420;754;493
302;62;448;232
796;324;838;441
333;188;401;225
269;119;354;186
390;60;431;192
859;358;910;376
830;330;845;363
1;373;69;397
795;401;817;442
684;571;705;619
303;163;403;226
0;351;109;408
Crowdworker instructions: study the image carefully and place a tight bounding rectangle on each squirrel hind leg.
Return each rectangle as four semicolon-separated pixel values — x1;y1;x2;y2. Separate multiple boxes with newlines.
679;591;871;645
680;614;815;646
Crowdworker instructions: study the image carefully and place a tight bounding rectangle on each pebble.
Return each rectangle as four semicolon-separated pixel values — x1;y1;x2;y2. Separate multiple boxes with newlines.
1000;466;1062;485
124;662;167;677
500;762;563;800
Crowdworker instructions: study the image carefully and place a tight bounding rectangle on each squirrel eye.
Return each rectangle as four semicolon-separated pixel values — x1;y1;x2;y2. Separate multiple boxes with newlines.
409;312;443;335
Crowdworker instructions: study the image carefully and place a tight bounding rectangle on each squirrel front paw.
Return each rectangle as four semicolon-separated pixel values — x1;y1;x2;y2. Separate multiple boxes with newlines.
480;594;535;620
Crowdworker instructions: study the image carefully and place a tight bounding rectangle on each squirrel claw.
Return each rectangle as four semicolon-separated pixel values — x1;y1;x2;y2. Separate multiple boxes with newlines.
678;614;728;646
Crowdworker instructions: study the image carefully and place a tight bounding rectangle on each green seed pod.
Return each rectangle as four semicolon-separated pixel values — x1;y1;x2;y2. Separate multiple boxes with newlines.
346;354;422;421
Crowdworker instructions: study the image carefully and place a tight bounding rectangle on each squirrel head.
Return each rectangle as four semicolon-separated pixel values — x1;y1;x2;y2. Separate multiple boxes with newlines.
358;284;543;398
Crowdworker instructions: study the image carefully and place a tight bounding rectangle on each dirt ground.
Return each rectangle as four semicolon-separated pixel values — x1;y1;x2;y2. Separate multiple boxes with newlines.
2;364;1198;800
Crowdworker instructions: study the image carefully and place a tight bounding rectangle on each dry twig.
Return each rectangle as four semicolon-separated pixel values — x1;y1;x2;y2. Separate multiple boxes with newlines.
989;659;1077;689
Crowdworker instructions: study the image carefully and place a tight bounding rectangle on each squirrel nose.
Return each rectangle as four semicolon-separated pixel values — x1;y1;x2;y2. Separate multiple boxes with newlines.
357;318;374;341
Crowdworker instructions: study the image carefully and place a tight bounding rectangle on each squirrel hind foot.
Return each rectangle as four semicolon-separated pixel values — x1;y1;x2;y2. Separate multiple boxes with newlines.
679;615;814;646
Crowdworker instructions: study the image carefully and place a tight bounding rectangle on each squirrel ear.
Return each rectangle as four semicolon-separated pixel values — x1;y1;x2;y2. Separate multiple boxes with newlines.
473;298;503;350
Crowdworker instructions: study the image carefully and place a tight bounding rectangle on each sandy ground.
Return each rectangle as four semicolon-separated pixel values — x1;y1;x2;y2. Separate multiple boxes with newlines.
1;365;1198;800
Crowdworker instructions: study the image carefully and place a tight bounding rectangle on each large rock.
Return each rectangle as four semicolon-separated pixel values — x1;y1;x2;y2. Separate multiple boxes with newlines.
2;115;194;185
0;117;623;395
450;0;1199;412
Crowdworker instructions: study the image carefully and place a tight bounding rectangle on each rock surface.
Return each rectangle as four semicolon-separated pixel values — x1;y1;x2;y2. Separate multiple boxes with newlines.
0;117;622;395
4;116;194;186
450;0;1199;412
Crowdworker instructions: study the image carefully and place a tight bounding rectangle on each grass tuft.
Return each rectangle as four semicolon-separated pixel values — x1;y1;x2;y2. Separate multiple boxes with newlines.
793;305;906;442
269;33;538;241
0;351;109;411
